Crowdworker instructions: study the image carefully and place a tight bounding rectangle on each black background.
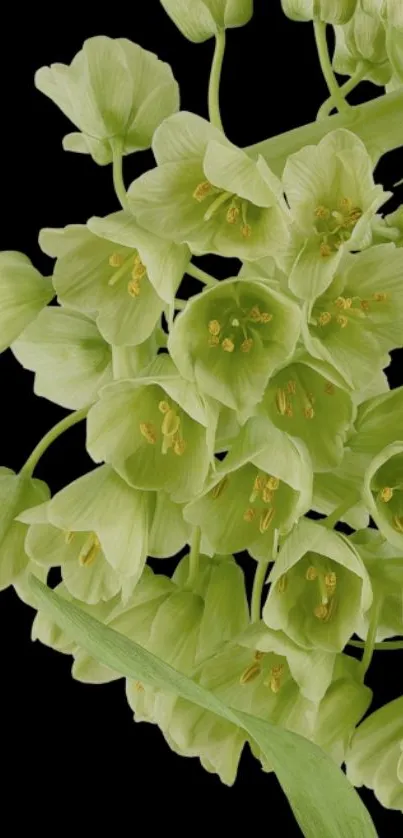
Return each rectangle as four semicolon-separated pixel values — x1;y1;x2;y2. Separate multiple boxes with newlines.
0;1;402;832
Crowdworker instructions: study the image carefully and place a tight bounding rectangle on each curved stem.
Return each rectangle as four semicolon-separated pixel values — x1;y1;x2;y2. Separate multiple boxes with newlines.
359;595;382;681
321;492;360;529
348;639;403;651
208;28;226;132
313;21;351;115
175;298;187;310
317;62;368;120
111;140;130;212
251;560;269;623
20;407;90;478
187;527;202;588
187;263;219;287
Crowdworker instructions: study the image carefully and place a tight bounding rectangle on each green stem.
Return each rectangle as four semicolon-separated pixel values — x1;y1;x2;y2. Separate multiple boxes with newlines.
175;298;187;310
111;140;130;212
20;407;89;478
251;560;269;623
321;492;360;529
313;21;350;115
359;595;382;680
187;263;219;287
208;28;226;132
348;639;403;651
317;62;368;120
187;527;202;588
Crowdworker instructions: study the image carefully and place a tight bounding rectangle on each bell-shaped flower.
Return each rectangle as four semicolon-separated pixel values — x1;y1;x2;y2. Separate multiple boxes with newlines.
35;37;179;165
346;697;403;813
0;468;49;591
302;244;403;390
185;417;312;559
19;465;157;604
39;215;189;345
168;277;301;413
350;528;403;641
263;517;373;652
363;442;403;552
128;112;289;261
261;353;354;471
87;356;212;502
333;5;392;87
282;130;389;301
349;385;403;456
12;306;113;410
281;0;357;24
312;448;371;530
160;0;253;42
0;252;53;353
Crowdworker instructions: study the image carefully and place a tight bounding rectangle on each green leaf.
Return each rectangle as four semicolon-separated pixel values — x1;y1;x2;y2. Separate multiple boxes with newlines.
29;576;377;838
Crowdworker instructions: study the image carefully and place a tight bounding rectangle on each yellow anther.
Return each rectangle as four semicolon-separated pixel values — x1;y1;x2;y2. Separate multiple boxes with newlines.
254;650;265;662
108;252;124;268
306;566;318;581
243;507;256;523
287;380;297;394
277;574;288;593
285;405;294;417
314;603;329;621
304;406;315;420
320;242;333;258
393;516;403;533
259;507;275;533
348;208;362;224
241;338;253;353
325;571;337;594
262;487;274;504
266;476;280;491
372;292;388;302
173;437;187;456
260;312;273;323
139;422;157;444
250;475;266;503
335;296;352;310
266;664;285;693
134;681;144;692
162;409;180;438
314;205;330;220
226;205;240;224
241;223;252;239
379;487;394;503
64;531;74;545
208;335;220;347
336;315;349;328
319;312;332;326
276;388;288;416
158;400;170;414
127;278;141;297
325;382;335;395
132;257;147;280
208;319;221;336
211;477;229;500
193;181;213;202
360;299;370;311
222;338;235;353
249;306;262;322
79;534;100;567
240;663;261;685
339;197;353;212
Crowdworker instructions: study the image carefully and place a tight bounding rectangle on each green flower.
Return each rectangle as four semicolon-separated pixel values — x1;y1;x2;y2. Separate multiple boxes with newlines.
39;215;189;345
312;449;371;529
263;517;373;652
168;277;301;413
346;697;403;813
363;442;403;552
282;130;389;301
86;356;212;502
12;307;113;410
35;37;179;165
260;353;354;471
0;252;53;352
349;385;403;456
160;0;253;42
281;0;357;23
302;244;403;390
333;6;392;86
0;468;49;591
127;112;289;261
185;417;312;559
350;528;403;641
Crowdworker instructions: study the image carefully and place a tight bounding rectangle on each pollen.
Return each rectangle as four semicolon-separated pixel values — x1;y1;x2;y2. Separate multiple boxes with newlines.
254;650;265;662
208;335;220;347
173;437;187;456
260;312;273;323
262;487;274;504
277;574;288;593
314;603;329;621
158;400;171;414
319;312;332;326
306;566;318;581
222;338;235;353
335;296;352;310
127;278;141;297
241;338;253;353
108;252;124;268
285;405;294;417
314;205;330;220
240;663;261;685
287;380;297;394
139;422;157;444
304;406;315;420
320;242;332;258
212;476;229;500
267;664;285;694
325;382;335;395
226;205;240;224
250;475;265;502
379;487;394;503
372;292;388;302
243;507;256;522
266;476;280;491
336;315;349;328
162;409;180;438
208;319;221;336
276;388;288;416
241;223;252;239
78;534;100;567
249;306;262;322
393;515;403;534
193;181;213;202
325;571;337;594
360;299;370;311
259;507;275;533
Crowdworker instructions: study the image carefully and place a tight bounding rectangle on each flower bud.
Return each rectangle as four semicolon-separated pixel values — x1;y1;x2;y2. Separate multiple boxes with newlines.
0;468;49;591
160;0;253;43
0;252;53;353
281;0;357;25
333;7;391;86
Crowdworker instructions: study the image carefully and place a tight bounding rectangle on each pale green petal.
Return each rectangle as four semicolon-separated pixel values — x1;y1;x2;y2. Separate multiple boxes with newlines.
62;132;112;165
152;111;229;164
160;0;253;42
149;494;191;558
0;252;53;352
312;449;371;529
363;442;403;551
203;142;282;208
289;237;343;301
350;386;403;455
0;472;49;591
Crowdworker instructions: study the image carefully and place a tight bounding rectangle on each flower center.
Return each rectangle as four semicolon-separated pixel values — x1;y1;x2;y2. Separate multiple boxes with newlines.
139;399;187;456
275;378;316;420
315;291;388;331
306;564;337;621
207;305;273;353
314;197;363;256
108;251;147;298
65;531;101;567
243;472;279;533
193;180;253;239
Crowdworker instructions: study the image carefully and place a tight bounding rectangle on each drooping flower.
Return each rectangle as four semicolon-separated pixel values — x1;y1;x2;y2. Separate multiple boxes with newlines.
346;697;403;813
363;442;403;552
160;0;253;42
86;355;212;502
35;37;180;165
349;385;403;456
281;0;357;24
0;469;49;591
12;306;113;410
350;528;403;641
0;252;53;352
263;517;373;652
168;277;301;413
281;130;389;301
333;5;392;87
312;448;371;530
184;416;312;559
127;112;289;261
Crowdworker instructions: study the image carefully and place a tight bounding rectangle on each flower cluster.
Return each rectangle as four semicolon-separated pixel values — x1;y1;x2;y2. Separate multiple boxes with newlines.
1;2;403;820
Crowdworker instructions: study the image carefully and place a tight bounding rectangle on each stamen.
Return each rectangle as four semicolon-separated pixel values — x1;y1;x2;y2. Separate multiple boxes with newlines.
249;306;262;322
241;338;253;353
158;401;170;414
240;663;261;685
276;389;288;416
222;338;235;353
173;437;187;456
193;181;213;202
78;534;100;567
325;571;337;595
226;204;240;225
109;252;124;268
393;515;403;534
132;258;147;280
306;566;318;581
336;315;348;328
266;476;280;491
320;243;333;258
249;475;266;503
267;664;285;694
208;336;220;347
319;312;332;326
254;651;265;662
304;406;315;420
139;422;157;444
241;224;252;239
243;507;256;523
260;312;273;323
285;405;294;417
262;487;274;504
325;382;335;395
259;507;275;533
314;603;329;621
240;200;252;238
335;297;352;310
360;299;370;312
287;380;297;394
372;292;388;302
212;477;228;500
204;190;233;221
314;205;330;220
277;574;288;593
161;409;180;438
127;278;141;297
379;487;393;503
134;681;144;692
208;320;221;336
